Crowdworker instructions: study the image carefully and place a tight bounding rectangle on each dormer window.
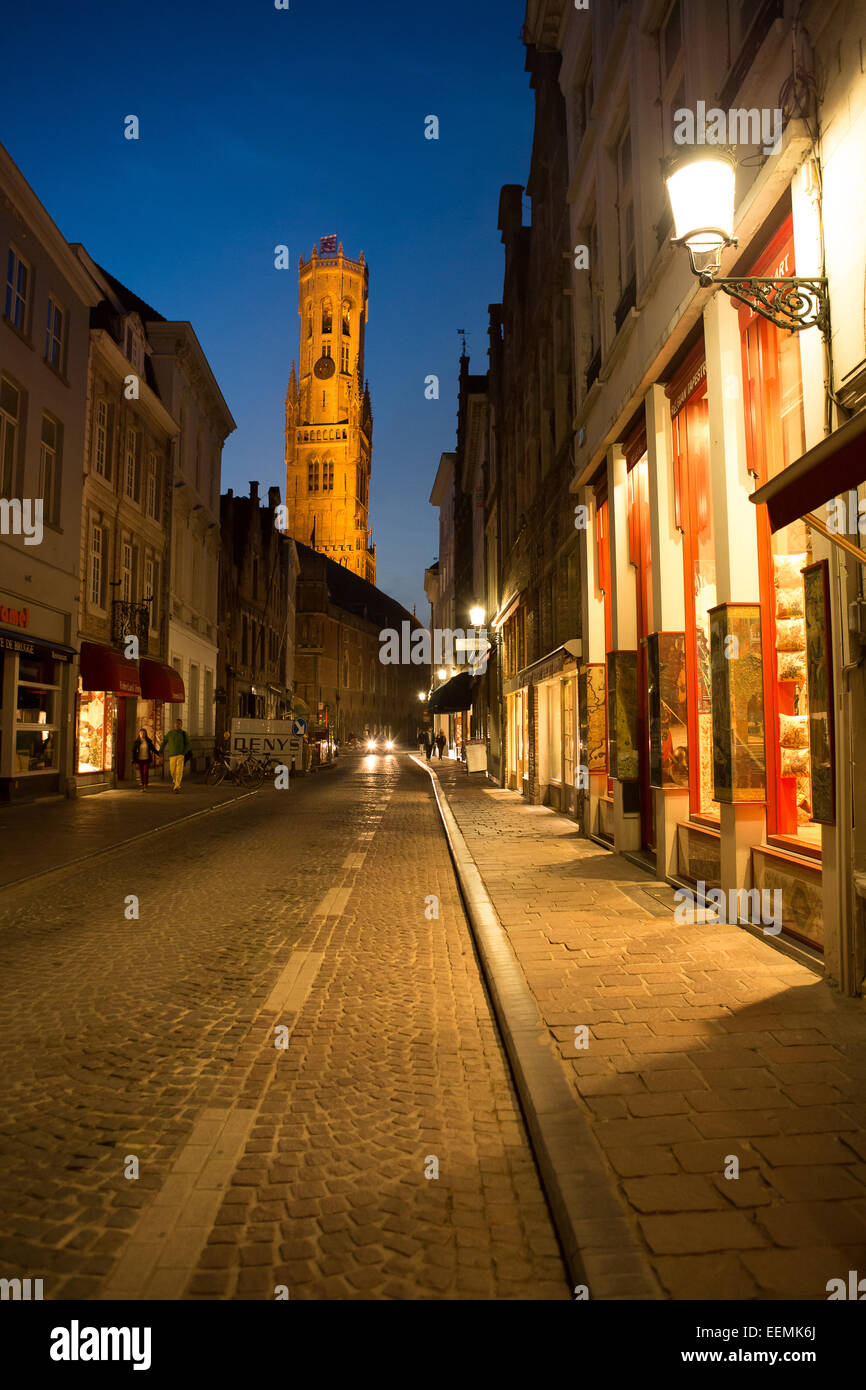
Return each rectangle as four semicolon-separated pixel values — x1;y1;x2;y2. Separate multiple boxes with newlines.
124;321;143;374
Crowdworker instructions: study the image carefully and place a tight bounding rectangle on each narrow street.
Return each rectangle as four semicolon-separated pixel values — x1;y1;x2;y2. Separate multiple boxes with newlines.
0;753;569;1301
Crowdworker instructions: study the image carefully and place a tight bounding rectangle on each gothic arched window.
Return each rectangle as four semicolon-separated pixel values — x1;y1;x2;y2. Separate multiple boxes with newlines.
341;300;351;336
321;299;333;335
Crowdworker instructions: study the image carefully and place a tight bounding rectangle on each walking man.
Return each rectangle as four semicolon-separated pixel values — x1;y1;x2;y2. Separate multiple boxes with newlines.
423;730;433;762
435;731;446;760
158;717;192;793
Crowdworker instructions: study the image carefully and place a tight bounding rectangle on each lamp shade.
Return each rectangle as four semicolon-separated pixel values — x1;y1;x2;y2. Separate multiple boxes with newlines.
665;149;736;257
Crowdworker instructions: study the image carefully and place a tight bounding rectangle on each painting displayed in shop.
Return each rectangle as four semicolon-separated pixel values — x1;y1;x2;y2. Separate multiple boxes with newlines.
709;603;766;803
803;560;835;824
606;650;638;781
578;663;607;772
647;632;689;788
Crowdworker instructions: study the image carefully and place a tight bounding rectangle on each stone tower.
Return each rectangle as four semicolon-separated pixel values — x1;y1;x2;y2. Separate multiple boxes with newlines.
284;239;375;583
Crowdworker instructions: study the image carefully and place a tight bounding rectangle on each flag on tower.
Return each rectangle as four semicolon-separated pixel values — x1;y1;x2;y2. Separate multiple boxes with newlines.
320;234;337;254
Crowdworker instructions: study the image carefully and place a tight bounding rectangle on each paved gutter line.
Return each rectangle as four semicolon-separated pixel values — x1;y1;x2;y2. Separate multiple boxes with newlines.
412;755;661;1301
0;788;261;901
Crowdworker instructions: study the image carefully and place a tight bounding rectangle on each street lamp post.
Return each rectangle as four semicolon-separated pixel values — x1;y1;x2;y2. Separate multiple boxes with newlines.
664;146;829;333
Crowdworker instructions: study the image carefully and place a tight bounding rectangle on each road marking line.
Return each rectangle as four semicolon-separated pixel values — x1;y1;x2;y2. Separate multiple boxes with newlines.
342;851;366;869
100;1106;257;1299
312;885;352;918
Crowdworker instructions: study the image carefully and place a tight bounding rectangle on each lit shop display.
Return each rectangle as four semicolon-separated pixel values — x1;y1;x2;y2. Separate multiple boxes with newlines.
669;350;717;819
77;691;113;774
740;216;821;850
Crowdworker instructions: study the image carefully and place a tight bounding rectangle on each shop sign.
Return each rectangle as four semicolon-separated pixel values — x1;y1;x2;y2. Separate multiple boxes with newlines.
0;603;28;628
230;718;301;763
670;360;707;417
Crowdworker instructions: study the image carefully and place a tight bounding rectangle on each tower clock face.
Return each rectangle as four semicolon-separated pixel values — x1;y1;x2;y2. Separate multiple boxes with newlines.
314;355;336;379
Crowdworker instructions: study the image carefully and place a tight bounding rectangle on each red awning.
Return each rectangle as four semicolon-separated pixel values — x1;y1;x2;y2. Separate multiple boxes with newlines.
750;408;866;532
139;659;185;703
79;641;141;696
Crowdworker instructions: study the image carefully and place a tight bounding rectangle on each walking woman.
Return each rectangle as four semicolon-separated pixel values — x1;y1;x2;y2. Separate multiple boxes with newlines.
132;727;158;790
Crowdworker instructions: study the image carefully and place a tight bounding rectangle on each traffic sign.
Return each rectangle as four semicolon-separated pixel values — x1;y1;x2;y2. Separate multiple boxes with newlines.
292;718;307;737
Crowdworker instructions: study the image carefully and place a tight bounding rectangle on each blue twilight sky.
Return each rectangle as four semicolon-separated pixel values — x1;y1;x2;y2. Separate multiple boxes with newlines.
0;0;533;617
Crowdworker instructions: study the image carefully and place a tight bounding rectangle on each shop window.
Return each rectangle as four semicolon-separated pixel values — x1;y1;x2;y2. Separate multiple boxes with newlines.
78;691;112;773
596;488;614;794
670;355;718;819
16;654;60;772
562;677;575;789
740;219;818;850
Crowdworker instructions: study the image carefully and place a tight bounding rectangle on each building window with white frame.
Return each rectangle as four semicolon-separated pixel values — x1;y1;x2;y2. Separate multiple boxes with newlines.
39;414;61;525
145;555;159;629
45;295;65;369
124;427;140;500
146;452;160;519
0;375;21;495
5;247;29;332
120;541;134;601
89;522;104;608
615;123;636;306
93;399;110;478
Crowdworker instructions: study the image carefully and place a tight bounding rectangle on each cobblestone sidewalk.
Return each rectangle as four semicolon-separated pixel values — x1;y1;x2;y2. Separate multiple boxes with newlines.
432;760;866;1300
0;776;257;889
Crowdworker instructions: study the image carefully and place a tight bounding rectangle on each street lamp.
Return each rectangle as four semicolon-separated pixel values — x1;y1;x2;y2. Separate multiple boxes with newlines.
469;605;485;626
417;691;426;701
664;146;829;333
437;668;447;682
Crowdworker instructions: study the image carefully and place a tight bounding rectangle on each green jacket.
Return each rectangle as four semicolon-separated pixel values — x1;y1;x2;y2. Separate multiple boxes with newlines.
159;728;191;758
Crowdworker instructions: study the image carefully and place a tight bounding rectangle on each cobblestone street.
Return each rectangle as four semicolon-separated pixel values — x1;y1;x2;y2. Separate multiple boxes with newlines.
0;753;568;1301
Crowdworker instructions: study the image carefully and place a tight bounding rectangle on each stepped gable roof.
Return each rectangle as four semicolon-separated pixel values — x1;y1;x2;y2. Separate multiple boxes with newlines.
296;542;421;632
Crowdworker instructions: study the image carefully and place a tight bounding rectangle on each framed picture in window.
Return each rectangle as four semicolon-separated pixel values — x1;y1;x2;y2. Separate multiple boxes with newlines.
606;650;639;781
802;560;835;824
579;663;607;772
709;603;766;803
647;632;689;788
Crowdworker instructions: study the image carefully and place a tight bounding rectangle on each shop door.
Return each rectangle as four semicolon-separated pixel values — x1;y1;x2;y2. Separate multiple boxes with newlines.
116;697;129;780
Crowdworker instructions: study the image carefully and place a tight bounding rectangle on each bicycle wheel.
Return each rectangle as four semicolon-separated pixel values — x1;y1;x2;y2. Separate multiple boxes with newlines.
208;760;228;786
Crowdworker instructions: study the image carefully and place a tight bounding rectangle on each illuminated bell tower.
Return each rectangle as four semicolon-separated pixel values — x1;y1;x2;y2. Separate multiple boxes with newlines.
285;238;375;583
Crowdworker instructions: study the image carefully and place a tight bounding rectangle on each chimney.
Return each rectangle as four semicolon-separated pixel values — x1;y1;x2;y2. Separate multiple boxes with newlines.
249;481;259;504
268;485;281;510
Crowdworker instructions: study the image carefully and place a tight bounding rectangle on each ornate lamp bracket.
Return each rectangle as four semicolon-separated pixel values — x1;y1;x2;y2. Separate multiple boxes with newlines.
706;275;829;334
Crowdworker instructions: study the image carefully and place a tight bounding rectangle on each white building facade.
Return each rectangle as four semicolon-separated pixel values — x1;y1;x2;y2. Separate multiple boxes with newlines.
148;323;235;764
0;144;100;801
543;0;866;992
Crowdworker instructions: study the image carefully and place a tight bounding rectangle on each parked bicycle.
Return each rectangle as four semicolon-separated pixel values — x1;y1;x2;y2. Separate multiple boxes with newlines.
205;751;261;787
